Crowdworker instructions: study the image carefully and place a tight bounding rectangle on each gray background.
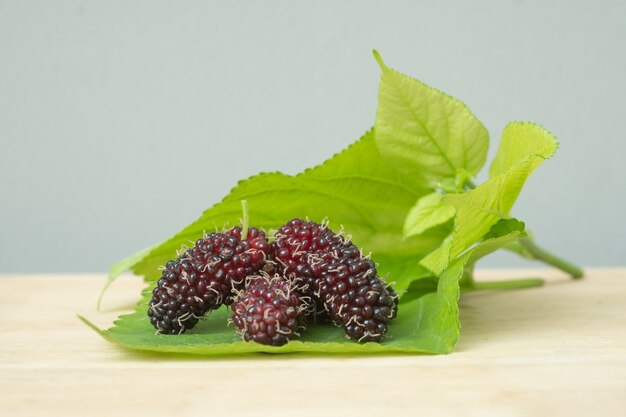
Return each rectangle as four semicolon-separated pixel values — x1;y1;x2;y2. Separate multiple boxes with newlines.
1;0;624;273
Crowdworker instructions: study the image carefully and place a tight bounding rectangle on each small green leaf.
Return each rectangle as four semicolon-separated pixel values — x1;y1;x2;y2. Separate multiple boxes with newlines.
484;218;525;240
373;50;489;189
443;163;532;259
467;226;527;265
420;220;527;276
419;233;454;276
490;122;558;178
375;254;433;294
466;218;527;265
403;193;456;239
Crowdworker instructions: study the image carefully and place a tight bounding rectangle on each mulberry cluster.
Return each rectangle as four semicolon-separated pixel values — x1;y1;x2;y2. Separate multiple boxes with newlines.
231;274;308;346
272;219;398;342
147;227;271;334
148;218;398;345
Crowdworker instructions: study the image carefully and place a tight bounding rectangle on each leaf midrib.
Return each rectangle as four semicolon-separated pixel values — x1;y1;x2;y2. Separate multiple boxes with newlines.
385;70;457;174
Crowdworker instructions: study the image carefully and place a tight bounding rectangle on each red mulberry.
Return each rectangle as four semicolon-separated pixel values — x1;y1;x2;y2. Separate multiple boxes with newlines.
147;227;271;334
231;274;308;346
272;218;398;342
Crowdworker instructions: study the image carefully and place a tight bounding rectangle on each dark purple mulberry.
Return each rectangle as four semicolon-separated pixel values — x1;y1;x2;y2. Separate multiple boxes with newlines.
272;218;398;342
231;274;308;346
147;227;272;334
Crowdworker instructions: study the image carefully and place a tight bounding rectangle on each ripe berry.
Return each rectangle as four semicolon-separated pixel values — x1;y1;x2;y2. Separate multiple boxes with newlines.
272;218;398;342
231;274;308;346
147;227;271;334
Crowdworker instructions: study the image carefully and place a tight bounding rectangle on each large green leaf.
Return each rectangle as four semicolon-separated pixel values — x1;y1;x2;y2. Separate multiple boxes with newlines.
373;51;489;189
84;241;471;356
88;130;472;355
97;244;158;310
81;268;459;355
123;131;445;290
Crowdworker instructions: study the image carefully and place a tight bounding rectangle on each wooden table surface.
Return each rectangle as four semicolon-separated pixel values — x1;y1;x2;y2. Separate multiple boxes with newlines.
1;268;625;417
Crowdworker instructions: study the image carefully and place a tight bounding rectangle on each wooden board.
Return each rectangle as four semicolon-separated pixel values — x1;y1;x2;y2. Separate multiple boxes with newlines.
1;268;625;417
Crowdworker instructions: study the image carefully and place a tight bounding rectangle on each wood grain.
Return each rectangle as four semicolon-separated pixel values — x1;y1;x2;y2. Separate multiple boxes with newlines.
1;269;625;417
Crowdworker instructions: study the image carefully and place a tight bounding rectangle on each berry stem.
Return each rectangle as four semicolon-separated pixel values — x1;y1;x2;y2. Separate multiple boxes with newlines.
241;200;249;241
514;237;583;279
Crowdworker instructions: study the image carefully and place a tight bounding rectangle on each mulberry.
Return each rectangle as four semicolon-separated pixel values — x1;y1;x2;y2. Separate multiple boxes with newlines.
231;274;308;346
272;218;398;342
147;226;271;334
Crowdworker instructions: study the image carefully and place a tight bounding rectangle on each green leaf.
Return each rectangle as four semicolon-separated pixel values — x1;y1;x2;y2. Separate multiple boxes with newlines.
376;254;433;294
85;242;472;356
126;131;448;287
419;233;454;276
89;130;470;355
82;255;462;355
467;219;527;265
484;218;525;240
490;122;558;178
420;219;527;278
97;244;158;311
403;192;455;238
419;124;556;276
462;220;540;290
373;50;489;189
442;122;557;260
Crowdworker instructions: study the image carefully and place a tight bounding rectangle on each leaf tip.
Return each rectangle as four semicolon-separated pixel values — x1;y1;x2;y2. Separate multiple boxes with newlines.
77;314;104;334
97;269;118;311
372;49;387;71
96;281;110;312
504;120;559;158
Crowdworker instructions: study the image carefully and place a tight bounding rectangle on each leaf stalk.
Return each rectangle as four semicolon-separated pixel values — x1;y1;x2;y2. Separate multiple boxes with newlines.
469;278;545;291
518;237;583;279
